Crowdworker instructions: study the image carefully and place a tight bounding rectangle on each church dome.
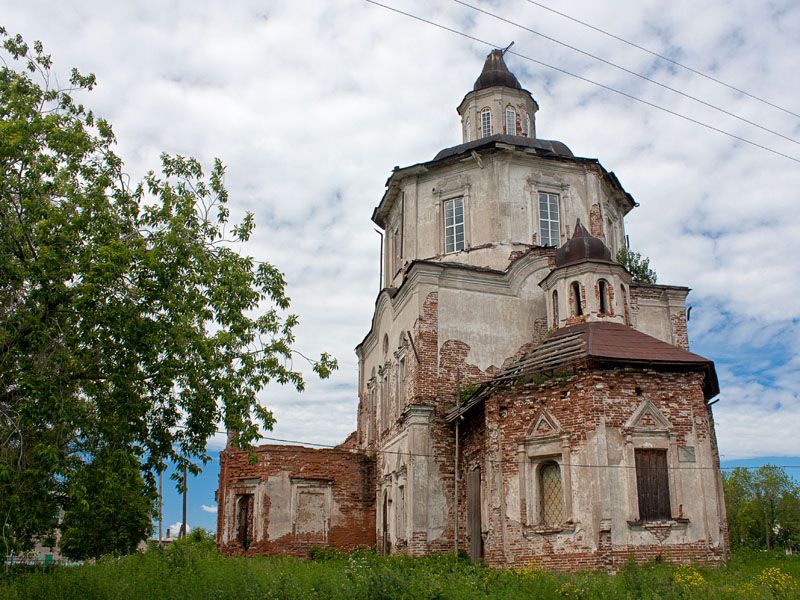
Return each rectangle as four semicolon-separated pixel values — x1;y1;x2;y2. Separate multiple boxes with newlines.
554;220;613;267
473;49;522;91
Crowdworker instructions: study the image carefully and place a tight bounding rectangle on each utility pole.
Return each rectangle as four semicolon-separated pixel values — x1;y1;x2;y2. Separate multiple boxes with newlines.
158;468;163;545
180;465;188;538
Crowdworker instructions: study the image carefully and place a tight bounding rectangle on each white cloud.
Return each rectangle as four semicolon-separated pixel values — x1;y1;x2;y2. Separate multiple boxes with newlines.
201;504;218;514
2;0;798;459
166;521;190;538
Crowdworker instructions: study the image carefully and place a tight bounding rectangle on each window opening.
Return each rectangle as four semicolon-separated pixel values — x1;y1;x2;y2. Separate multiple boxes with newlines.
552;290;559;328
481;109;492;137
525;113;531;137
570;281;583;316
505;108;516;135
235;493;254;549
635;449;671;521
444;197;465;253
538;192;560;247
599;279;609;314
539;461;563;526
392;224;402;275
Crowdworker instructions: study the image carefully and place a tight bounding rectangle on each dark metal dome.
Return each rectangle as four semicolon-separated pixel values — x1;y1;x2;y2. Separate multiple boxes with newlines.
554;220;613;267
473;50;521;91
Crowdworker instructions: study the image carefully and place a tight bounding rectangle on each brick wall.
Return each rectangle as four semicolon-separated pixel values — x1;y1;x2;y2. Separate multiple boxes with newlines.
455;364;728;571
217;445;376;557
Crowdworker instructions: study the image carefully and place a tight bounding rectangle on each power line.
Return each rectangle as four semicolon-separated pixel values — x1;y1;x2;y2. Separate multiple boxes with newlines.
524;0;800;120
363;0;800;164
452;0;800;146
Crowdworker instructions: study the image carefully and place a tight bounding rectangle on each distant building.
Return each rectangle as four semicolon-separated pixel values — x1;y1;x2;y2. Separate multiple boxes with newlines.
216;50;728;570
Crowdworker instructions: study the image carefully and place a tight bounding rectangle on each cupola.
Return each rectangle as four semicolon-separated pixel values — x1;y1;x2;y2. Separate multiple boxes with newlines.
457;49;539;143
540;220;632;329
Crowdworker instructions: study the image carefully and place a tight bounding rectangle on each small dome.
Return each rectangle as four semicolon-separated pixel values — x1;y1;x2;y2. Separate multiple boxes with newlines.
554;220;613;267
473;50;521;91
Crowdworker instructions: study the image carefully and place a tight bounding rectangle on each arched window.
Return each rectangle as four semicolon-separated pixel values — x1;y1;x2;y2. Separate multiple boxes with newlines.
505;107;516;135
383;334;389;356
539;461;563;526
552;290;559;328
570;281;583;316
598;279;610;314
525;113;531;137
481;109;492;137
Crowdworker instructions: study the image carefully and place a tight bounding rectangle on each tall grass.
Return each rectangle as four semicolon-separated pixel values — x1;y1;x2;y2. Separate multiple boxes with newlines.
1;540;798;599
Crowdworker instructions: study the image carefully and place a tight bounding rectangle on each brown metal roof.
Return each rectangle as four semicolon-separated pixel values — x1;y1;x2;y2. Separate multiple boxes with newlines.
446;321;719;423
473;49;522;91
554;219;613;266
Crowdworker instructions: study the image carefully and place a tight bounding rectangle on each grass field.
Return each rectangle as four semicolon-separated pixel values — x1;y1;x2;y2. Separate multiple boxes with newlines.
1;537;798;599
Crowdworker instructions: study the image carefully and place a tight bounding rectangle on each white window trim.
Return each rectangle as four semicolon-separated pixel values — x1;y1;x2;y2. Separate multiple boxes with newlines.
537;191;561;247
480;109;492;137
443;196;466;254
505;108;516;135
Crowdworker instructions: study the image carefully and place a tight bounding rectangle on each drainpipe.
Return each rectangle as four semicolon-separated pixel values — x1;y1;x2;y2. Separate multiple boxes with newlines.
454;369;461;554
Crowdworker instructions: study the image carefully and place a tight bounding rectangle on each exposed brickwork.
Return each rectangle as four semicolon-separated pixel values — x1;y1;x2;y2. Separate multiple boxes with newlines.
217;445;375;557
454;365;727;571
589;203;604;239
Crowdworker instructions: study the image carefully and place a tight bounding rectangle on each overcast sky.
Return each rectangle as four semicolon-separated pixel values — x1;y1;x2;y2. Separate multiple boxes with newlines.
3;0;799;529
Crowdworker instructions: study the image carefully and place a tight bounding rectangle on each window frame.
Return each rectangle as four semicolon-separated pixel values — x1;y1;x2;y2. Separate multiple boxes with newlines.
505;107;516;135
538;192;560;247
539;460;564;526
480;109;492;137
443;196;466;254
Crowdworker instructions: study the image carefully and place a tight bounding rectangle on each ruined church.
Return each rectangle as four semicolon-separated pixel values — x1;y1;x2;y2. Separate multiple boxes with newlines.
216;50;728;570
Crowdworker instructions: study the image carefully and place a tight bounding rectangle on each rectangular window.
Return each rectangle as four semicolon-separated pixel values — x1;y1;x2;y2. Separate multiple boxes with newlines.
481;110;492;137
538;192;560;247
392;225;402;274
505;108;516;135
635;449;671;521
443;197;465;253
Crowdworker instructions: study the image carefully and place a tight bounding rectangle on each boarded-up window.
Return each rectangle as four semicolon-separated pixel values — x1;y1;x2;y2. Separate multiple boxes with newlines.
539;461;563;526
235;494;254;549
292;480;330;542
635;449;671;521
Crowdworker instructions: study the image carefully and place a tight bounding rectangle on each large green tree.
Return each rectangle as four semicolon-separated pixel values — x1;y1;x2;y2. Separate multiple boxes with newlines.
723;465;800;551
0;29;336;554
59;448;154;560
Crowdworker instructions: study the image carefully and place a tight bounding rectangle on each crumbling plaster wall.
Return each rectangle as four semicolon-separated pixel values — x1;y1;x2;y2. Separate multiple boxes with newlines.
217;445;375;557
457;367;726;570
630;285;690;350
384;152;629;287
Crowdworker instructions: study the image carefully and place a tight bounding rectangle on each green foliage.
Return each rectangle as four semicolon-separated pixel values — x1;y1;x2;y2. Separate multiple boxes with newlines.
616;248;658;284
59;448;154;560
0;29;337;553
723;465;800;551
1;548;799;600
515;368;573;388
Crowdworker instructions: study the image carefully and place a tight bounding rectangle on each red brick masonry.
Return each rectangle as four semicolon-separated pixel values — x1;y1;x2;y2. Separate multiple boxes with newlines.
217;445;376;556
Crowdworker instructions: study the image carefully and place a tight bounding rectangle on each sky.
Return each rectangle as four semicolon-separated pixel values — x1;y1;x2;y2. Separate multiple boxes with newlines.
2;0;799;533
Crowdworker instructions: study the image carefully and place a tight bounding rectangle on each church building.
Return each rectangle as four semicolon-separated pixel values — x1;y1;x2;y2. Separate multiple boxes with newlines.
216;50;728;570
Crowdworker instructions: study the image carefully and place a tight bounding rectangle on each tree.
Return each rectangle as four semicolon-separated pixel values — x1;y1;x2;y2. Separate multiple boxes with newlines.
0;29;337;554
60;448;154;560
722;465;800;551
616;248;658;284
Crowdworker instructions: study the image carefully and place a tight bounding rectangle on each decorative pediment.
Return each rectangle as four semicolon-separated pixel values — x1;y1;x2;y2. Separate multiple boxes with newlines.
624;400;671;433
526;409;562;439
